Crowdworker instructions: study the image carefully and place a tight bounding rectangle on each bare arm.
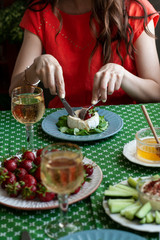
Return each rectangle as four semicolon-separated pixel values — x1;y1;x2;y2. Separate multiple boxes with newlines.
122;19;160;102
9;29;42;94
9;29;65;98
92;20;160;104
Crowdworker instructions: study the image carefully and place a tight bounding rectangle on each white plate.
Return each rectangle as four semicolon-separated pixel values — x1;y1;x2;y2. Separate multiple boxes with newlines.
0;157;102;210
103;178;160;232
123;140;160;167
42;108;123;142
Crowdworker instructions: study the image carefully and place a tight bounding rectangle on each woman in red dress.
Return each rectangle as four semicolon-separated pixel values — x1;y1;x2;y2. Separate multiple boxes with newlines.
9;0;160;107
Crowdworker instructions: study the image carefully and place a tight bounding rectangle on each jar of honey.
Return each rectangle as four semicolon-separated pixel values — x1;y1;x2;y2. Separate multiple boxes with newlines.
136;128;160;163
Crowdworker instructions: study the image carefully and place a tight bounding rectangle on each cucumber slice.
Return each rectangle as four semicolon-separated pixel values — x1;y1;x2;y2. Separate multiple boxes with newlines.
106;184;138;200
120;201;142;220
155;210;160;224
139;217;146;224
135;202;152;219
146;211;155;223
108;185;130;192
108;198;135;213
115;184;137;193
140;212;155;224
104;189;135;198
105;184;138;198
115;184;138;199
152;174;160;181
127;177;138;188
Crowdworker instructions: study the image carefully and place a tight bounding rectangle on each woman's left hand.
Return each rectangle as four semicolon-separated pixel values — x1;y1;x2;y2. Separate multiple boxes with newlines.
91;63;125;103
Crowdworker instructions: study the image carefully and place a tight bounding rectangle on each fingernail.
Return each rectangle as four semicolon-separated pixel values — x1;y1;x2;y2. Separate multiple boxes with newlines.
102;99;106;103
61;93;65;99
91;100;97;105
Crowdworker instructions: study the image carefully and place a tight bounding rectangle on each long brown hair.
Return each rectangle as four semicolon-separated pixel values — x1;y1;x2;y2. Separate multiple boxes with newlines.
27;0;157;65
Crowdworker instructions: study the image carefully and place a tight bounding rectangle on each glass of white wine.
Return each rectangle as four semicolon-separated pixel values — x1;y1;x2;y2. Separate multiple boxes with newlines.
41;142;84;239
11;85;45;150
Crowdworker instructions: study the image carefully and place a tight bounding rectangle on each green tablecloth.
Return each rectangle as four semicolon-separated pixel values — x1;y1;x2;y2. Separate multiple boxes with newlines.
0;103;160;240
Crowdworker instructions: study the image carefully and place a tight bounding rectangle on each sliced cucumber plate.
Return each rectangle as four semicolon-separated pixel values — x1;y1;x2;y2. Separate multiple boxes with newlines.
103;176;160;225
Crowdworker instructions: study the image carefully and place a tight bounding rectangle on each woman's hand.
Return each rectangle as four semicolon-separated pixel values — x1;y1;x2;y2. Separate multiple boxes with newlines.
33;54;65;98
10;30;65;98
92;63;125;103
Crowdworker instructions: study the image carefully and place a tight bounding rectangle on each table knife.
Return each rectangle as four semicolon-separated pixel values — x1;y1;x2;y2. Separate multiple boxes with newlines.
21;231;31;240
59;97;76;117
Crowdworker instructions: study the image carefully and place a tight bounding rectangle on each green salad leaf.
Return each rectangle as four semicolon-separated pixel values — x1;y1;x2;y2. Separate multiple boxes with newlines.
56;114;108;136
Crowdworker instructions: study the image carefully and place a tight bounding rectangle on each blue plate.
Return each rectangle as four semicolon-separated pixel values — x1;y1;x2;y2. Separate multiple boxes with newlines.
59;229;145;240
41;108;123;142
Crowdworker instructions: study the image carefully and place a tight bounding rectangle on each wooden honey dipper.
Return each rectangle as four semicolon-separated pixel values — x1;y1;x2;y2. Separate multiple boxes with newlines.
141;105;160;144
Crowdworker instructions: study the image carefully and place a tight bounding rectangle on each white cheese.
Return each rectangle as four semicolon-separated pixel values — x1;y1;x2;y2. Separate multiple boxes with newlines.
67;109;99;131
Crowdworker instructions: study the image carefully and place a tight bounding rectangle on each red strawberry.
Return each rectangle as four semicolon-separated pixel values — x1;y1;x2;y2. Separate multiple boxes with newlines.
34;156;41;166
22;151;35;161
1;172;16;189
19;160;34;172
38;191;55;202
84;112;92;120
6;181;21;197
36;148;43;157
0;167;8;184
15;168;27;180
3;158;17;172
10;156;19;163
84;108;95;120
37;183;55;202
83;164;94;177
71;186;81;195
34;167;41;182
21;174;37;187
81;179;86;186
20;174;37;200
21;184;37;200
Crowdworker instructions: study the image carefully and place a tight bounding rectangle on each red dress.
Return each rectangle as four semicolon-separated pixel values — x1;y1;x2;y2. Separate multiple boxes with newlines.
20;0;159;108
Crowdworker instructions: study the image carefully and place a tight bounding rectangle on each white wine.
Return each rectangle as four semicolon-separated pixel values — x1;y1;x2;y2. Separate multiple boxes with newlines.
41;151;84;194
12;93;45;124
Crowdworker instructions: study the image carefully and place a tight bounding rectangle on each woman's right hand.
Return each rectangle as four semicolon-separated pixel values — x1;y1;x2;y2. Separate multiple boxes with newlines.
10;30;65;98
33;54;65;98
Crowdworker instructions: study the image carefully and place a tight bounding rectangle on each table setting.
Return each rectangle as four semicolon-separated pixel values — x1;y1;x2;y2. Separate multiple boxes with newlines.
0;95;160;239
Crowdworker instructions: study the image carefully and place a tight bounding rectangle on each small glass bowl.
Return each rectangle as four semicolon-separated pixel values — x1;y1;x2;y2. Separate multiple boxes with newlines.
135;128;160;163
137;176;160;211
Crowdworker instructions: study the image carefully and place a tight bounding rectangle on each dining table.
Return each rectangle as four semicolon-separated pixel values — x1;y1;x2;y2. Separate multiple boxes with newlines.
0;102;160;240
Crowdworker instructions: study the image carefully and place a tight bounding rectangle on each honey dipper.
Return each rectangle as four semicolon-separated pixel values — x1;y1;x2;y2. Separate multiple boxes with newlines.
141;105;160;155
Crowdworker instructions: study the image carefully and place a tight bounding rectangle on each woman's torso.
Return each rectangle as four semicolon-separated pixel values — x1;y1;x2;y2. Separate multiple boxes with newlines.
20;1;158;107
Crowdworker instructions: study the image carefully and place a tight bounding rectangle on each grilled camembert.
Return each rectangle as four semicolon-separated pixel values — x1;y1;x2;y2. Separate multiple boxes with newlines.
67;109;99;131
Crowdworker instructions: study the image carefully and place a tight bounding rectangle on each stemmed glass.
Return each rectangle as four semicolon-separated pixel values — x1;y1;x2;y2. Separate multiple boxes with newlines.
41;143;84;239
11;85;45;150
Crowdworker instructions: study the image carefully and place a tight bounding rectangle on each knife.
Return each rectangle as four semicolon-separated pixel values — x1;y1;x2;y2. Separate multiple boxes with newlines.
59;97;76;117
21;231;31;240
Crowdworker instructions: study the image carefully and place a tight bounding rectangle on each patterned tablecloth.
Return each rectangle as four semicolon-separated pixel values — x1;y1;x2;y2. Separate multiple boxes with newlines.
0;103;160;240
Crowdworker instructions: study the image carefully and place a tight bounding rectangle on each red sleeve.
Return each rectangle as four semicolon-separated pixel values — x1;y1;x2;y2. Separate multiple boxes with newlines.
19;6;44;44
128;0;159;43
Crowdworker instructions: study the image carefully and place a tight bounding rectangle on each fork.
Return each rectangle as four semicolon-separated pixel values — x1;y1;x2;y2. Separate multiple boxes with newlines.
79;99;101;120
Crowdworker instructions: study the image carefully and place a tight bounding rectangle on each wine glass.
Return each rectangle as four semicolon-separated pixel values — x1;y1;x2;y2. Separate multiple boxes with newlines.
11;85;45;150
41;143;84;239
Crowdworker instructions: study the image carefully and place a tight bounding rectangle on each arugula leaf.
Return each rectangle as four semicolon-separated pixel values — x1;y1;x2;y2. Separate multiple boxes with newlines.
56;114;108;136
59;126;68;133
56;115;68;127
